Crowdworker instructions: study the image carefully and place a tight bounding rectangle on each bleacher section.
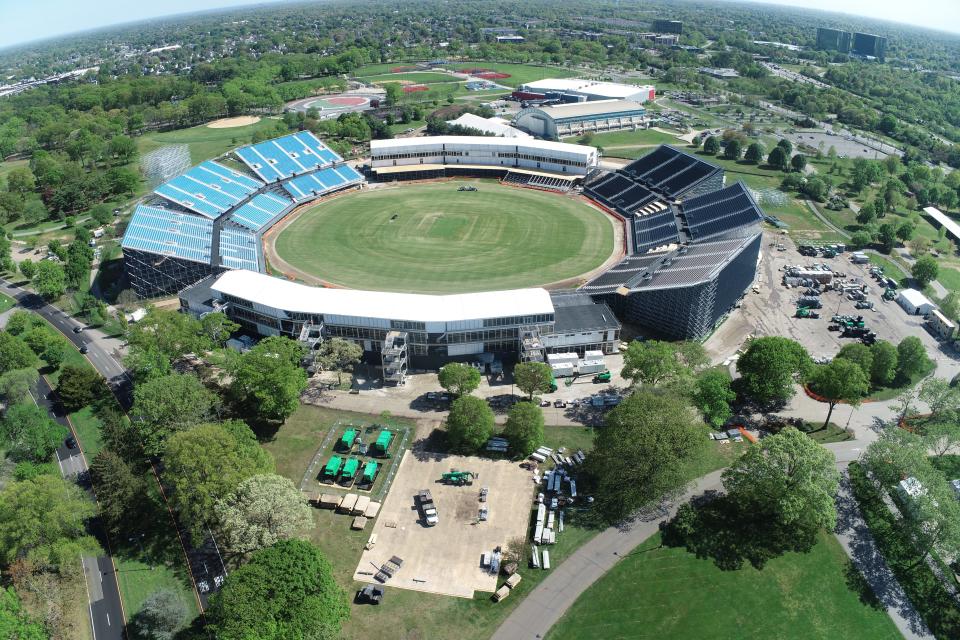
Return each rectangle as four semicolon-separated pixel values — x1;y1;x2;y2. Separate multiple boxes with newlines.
121;205;213;264
154;161;263;218
228;192;293;232
236;132;342;182
581;254;662;294
218;227;260;271
621;146;721;198
632;209;681;254
283;164;363;201
501;171;572;192
680;182;762;241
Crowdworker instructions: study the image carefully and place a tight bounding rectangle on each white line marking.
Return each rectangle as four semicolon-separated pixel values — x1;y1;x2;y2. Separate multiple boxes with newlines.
106;613;110;626
81;557;98;640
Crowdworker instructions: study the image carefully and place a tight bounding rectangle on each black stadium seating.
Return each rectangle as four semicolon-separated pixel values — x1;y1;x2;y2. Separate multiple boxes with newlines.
681;183;762;240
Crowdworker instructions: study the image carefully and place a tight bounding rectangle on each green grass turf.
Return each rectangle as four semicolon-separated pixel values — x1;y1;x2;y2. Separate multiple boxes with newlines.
274;180;614;293
0;159;28;186
359;72;460;84
935;266;960;293
448;63;579;87
585;128;683;150
136;118;283;164
547;530;900;640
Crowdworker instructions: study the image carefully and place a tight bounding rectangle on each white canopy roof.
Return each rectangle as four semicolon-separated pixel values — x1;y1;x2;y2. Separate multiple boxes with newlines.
924;206;960;242
519;78;651;99
370;136;595;156
211;270;554;323
446;113;531;138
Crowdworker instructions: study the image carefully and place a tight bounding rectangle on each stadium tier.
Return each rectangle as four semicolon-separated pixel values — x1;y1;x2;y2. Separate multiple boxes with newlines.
154;160;263;218
681;182;763;241
228;192;294;232
620;145;722;199
121;205;213;264
235;131;342;182
218;227;260;271
283;164;364;201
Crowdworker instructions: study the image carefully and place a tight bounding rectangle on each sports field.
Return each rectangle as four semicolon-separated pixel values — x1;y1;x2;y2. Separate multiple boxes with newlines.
272;181;614;293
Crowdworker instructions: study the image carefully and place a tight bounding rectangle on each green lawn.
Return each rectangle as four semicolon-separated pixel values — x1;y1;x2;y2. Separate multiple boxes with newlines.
448;63;580;87
930;454;960;478
273;180;614;293
68;407;104;457
587;128;684;152
0;292;14;314
548;530;900;640
137;118;282;164
359;72;460;84
0;159;29;185
935;266;960;293
387;119;426;135
868;253;910;285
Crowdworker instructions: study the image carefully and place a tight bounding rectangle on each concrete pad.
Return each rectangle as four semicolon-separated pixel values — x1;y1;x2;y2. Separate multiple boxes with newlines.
353;451;533;598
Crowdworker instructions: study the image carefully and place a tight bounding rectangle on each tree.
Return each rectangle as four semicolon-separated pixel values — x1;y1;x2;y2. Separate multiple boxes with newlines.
131;373;217;456
0;332;38;375
56;364;106;412
124;346;172;382
918;377;957;420
809;359;869;428
107;135;137;163
312;338;361;386
743;142;764;164
896;336;930;382
723;138;742;160
692;369;735;429
445;395;494;453
621;340;706;388
89;450;146;536
214;474;312;556
0;368;38;405
924;421;960;458
848;231;872;250
776;138;793;156
32;260;66;299
790;153;807;173
206;539;348;640
130;589;188;640
42;338;66;371
164;422;274;539
702;135;719;155
855;203;876;225
502;402;544;457
18;259;35;281
5;167;36;195
199;312;239;347
513;361;554;400
126;308;212;365
911;255;939;288
835;343;873;381
0;586;47;640
0;474;97;566
585;390;707;523
940;292;960;322
1;403;67;462
736;337;810;405
869;340;899;386
723;428;838;549
877;223;897;253
767;146;788;171
230;337;307;424
896;221;915;243
437;362;481;397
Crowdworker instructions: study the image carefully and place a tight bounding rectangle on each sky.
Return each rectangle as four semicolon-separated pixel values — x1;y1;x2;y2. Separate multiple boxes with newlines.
0;0;958;50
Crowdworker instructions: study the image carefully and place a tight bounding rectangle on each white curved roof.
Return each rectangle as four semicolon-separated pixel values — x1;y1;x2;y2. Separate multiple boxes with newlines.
211;270;554;323
519;78;651;99
370;136;595;156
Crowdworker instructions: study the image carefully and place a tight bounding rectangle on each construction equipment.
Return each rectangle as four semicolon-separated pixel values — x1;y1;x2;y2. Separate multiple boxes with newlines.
883;288;896;301
795;307;820;319
592;371;611;383
441;470;477;485
356;584;384;605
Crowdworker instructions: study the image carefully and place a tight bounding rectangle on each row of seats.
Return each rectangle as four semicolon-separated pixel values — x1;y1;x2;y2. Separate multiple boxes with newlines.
154;161;262;218
283;165;363;201
228;192;294;232
121;205;213;263
218;227;260;271
236;132;342;182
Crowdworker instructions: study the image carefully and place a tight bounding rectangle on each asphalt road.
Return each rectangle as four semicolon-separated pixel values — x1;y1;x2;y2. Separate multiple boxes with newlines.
31;376;125;640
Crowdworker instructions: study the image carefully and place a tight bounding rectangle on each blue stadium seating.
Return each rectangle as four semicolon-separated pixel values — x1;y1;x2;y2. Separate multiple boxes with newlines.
218;227;260;271
235;132;343;182
228;192;293;232
154;161;262;218
283;165;363;201
121;205;213;263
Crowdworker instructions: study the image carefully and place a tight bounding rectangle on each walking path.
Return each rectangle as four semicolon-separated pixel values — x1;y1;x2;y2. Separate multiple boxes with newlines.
834;473;934;640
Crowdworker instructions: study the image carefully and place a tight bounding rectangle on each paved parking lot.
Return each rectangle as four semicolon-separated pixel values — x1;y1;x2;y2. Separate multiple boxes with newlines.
353;451;533;598
705;232;946;363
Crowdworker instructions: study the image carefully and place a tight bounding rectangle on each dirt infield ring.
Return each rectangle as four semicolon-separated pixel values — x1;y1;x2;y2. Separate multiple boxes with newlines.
287;94;373;115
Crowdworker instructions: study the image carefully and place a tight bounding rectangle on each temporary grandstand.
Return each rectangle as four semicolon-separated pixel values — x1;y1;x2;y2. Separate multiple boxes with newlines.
368;136;598;184
580;145;763;339
513;100;649;140
122;131;363;297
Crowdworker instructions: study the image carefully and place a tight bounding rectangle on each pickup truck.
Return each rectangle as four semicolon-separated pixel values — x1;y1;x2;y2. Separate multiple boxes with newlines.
417;490;439;526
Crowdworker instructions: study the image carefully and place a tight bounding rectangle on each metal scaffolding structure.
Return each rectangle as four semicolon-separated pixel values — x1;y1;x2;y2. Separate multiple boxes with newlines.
381;331;408;385
518;325;545;363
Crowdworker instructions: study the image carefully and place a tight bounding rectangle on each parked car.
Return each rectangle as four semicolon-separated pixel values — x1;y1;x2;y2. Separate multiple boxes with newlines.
72;326;84;333
79;345;89;354
65;436;77;449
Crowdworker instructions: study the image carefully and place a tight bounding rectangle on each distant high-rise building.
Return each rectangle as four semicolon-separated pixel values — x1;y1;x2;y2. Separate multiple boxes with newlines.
852;32;887;60
816;27;851;53
653;20;683;35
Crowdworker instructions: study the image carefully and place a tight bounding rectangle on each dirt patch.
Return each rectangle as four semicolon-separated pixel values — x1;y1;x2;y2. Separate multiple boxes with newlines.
402;84;429;93
206;116;261;129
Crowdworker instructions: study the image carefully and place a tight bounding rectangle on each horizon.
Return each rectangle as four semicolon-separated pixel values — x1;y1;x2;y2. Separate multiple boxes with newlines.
1;0;959;53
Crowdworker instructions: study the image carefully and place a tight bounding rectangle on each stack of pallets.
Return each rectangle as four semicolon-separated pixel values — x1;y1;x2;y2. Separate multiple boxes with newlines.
374;556;404;583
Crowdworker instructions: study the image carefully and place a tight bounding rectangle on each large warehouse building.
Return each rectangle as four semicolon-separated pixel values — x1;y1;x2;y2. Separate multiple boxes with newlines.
369;136;598;185
512;78;655;104
179;270;621;372
580;145;763;340
122;131;363;297
513;100;649;140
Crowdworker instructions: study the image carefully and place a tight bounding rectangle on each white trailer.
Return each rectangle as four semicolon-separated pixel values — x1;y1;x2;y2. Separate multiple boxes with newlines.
542;549;551;570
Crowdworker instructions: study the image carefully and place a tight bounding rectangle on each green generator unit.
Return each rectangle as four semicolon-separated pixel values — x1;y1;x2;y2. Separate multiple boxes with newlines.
341;458;360;481
362;460;379;484
372;430;393;455
323;455;343;478
340;429;357;450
